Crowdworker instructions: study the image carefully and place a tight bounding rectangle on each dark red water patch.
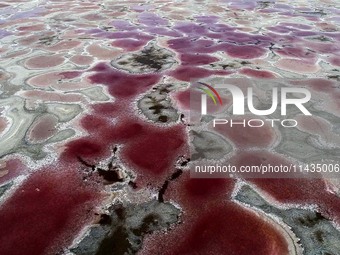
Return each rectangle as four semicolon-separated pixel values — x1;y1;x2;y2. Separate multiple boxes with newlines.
89;62;111;72
173;22;207;36
88;63;161;98
110;20;138;31
180;53;219;65
62;137;110;164
80;114;112;133
168;66;211;81
142;202;288;255
73;63;188;184
91;102;120;116
145;27;182;37
111;39;146;51
68;113;188;185
225;45;267;59
122;123;187;176
138;12;169;26
172;88;191;110
204;32;225;39
172;204;288;255
192;39;215;48
184;176;230;198
0;167;101;255
329;56;340;66
207;23;235;33
167;38;217;54
251;177;327;203
240;68;277;78
105;120;144;142
177;172;235;209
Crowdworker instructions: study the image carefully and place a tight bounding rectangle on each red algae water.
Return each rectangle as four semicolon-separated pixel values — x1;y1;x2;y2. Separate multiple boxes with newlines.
0;0;340;255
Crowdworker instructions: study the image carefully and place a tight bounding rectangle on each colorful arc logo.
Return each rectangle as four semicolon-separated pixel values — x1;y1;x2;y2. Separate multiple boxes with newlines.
197;82;223;106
